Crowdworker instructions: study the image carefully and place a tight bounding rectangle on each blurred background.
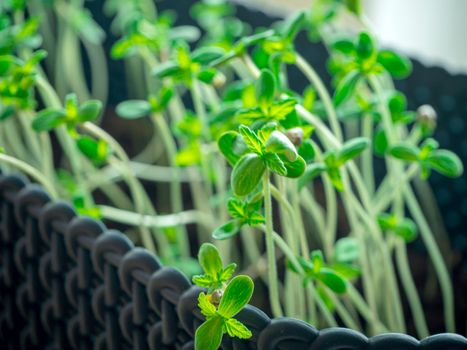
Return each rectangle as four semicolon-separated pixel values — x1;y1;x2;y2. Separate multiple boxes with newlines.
86;0;467;333
234;0;467;74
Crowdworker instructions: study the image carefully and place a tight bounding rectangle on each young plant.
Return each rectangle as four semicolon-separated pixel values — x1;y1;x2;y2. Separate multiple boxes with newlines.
193;243;253;350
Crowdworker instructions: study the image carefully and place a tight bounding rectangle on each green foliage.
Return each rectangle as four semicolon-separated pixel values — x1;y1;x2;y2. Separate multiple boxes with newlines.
287;248;358;295
194;245;253;350
151;44;223;86
212;197;265;240
226;124;305;196
377;214;417;242
32;93;102;132
76;136;108;165
389;139;463;179
193;243;237;291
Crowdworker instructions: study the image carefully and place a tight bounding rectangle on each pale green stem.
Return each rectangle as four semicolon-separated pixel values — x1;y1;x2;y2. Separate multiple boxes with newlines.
259;225;338;326
0;153;58;198
361;114;375;194
276;177;300;318
295;54;343;142
81;122;158;253
152;113;190;258
404;187;455;332
98;205;213;230
395;239;429;338
262;170;283;317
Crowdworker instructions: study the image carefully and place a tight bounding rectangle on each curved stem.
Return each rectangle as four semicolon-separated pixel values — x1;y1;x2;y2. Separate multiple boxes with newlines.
0;153;58;198
81;122;159;253
98;205;213;230
295;54;343;142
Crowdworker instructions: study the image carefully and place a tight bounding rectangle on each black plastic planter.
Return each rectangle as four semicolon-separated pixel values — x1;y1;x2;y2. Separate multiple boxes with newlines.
0;173;466;350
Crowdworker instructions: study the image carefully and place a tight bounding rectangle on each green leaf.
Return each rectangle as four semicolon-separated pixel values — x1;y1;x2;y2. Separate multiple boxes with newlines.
330;263;361;280
310;250;324;273
282;11;306;42
218;131;247;166
265;130;298;161
76;136;108;164
331;38;355;55
269;99;297;120
212;220;243;240
198;243;223;277
374;126;388;156
219;263;237;282
298;139;315;163
192;274;214;288
197;67;217;84
116;100;151;119
192;47;225;65
256;69;275;111
0;105;15;121
337;137;370;164
65;93;78;115
32;109;66;131
389;143;419;162
377;50;412;79
394;219;418;242
198;292;217;318
239;125;263;154
236;107;265;124
264;152;287;176
78;100;102;122
231;154;265;196
318;268;347;294
334;237;359;263
388;91;407;114
224;318;252;339
327;167;344;192
333;70;360;106
426;150;463;178
195;316;223;350
356;32;375;61
218;275;254;318
282;154;306;178
0;55;15;76
176;142;201;166
298;163;326;190
152;61;183;79
377;213;397;230
227;198;246;219
246;212;266;226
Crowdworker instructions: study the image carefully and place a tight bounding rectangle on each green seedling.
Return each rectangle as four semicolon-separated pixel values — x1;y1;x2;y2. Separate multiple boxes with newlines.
193;243;253;350
287;247;360;294
235;69;298;125
152;43;224;86
212;196;265;240
1;0;464;338
0;50;46;115
331;31;412;106
32;93;102;133
299;137;369;191
111;12;200;59
389;138;463;179
219;123;306;196
377;213;417;242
